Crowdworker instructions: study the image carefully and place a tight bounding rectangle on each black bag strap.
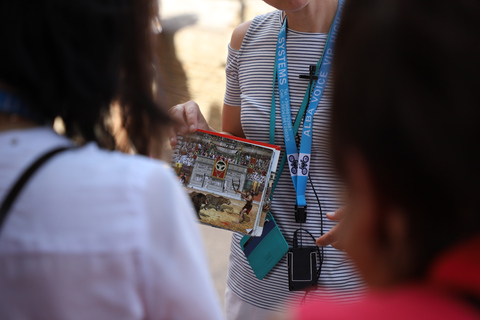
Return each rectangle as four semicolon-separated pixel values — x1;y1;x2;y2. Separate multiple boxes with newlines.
0;146;71;233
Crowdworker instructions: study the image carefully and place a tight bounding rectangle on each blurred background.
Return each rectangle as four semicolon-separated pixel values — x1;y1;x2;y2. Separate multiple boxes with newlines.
158;0;272;309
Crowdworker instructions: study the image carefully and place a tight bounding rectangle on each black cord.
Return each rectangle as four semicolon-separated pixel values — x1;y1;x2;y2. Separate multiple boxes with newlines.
288;64;324;302
293;174;325;304
292;228;322;277
309;173;324;278
297;70;316;249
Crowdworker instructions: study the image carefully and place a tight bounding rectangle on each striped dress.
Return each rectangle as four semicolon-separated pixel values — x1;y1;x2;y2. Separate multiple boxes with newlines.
224;10;365;311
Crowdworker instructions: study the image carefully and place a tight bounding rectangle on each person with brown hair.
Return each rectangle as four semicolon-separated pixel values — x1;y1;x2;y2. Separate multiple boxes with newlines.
293;0;480;318
0;1;222;319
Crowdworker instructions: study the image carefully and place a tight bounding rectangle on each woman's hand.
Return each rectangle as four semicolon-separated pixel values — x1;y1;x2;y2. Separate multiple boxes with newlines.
168;100;212;147
316;206;348;252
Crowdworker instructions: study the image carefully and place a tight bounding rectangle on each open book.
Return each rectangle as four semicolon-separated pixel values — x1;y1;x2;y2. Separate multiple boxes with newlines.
172;129;281;236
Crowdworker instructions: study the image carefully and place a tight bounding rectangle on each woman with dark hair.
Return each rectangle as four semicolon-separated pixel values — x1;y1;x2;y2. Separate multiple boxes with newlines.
293;0;480;318
0;1;222;319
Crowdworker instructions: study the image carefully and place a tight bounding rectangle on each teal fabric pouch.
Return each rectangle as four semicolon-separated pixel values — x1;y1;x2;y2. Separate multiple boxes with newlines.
240;212;289;279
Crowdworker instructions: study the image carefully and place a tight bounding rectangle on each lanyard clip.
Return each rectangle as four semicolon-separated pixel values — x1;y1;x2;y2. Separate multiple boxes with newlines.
298;65;318;81
295;204;307;223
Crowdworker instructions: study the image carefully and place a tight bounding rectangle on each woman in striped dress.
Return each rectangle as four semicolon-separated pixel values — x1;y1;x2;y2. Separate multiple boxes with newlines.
170;0;364;318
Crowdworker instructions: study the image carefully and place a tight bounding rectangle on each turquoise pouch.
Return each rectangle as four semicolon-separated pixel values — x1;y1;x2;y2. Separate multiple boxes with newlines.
240;212;289;279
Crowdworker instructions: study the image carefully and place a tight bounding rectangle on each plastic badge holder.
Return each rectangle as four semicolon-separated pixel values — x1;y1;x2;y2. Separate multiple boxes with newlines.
287;246;318;291
240;212;289;279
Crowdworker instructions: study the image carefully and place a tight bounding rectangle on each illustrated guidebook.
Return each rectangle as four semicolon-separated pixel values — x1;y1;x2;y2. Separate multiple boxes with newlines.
172;129;281;236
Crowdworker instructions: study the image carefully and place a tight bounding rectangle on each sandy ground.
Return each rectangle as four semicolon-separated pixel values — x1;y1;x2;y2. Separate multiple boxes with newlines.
160;0;273;310
160;0;272;131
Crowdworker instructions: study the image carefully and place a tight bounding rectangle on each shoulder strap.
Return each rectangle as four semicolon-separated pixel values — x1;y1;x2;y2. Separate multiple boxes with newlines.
0;146;71;233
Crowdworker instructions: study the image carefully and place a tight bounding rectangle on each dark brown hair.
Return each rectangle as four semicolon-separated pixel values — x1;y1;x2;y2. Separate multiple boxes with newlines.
332;0;480;278
0;0;169;155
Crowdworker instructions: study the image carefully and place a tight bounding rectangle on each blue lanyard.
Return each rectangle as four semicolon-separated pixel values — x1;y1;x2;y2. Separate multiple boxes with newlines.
269;1;344;218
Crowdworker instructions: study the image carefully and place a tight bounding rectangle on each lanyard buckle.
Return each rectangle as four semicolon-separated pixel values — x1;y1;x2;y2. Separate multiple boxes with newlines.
295;204;307;223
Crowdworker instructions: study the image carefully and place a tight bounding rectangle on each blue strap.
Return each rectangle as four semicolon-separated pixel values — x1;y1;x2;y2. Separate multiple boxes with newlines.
269;19;316;196
269;1;344;207
269;55;313;196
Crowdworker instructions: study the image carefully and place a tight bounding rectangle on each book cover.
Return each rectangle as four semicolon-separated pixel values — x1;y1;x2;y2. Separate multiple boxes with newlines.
172;129;281;236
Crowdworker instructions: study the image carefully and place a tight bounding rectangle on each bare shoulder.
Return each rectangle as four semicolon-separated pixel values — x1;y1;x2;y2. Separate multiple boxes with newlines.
230;20;252;51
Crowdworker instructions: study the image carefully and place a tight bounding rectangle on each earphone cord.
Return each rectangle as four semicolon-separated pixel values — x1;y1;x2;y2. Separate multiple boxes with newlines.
299;173;325;304
298;73;323;304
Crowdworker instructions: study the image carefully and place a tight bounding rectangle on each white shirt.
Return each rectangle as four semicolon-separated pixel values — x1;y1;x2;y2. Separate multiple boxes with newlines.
0;127;223;320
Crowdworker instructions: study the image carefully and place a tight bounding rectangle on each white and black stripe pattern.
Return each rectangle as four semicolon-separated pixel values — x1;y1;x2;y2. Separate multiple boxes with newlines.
224;10;366;311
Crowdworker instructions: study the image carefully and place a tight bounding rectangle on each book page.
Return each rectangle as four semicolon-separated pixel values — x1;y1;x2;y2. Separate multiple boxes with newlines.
172;130;279;236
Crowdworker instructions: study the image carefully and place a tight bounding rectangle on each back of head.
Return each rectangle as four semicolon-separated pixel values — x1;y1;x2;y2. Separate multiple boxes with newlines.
0;0;168;155
332;0;480;277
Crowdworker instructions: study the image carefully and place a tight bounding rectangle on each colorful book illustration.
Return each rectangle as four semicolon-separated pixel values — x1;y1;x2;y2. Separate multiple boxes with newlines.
172;129;281;236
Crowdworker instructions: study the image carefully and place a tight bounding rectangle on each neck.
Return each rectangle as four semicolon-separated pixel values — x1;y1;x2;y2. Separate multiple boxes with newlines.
0;84;39;132
284;0;338;33
0;113;38;132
